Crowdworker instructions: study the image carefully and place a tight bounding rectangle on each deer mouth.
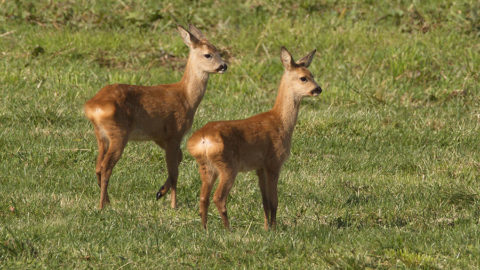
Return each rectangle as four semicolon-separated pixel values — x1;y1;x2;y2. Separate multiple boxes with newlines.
216;64;228;73
310;87;322;96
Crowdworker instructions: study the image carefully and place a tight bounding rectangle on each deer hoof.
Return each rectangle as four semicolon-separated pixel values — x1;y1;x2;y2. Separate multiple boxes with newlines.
156;185;166;200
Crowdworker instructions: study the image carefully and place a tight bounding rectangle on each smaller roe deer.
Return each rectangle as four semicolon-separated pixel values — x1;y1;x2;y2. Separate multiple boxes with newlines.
84;25;227;209
187;47;322;230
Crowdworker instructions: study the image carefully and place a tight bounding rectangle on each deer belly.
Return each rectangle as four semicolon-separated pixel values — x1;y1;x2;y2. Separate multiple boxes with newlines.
237;151;264;172
129;128;152;141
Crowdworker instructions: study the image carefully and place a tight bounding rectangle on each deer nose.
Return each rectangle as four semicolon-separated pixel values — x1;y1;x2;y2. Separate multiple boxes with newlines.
218;63;228;72
310;87;322;96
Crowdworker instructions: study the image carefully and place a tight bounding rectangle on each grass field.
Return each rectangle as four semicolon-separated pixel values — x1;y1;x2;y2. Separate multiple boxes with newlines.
1;0;480;268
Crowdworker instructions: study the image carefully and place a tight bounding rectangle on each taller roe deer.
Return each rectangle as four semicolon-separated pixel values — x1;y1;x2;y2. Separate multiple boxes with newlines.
187;47;321;230
84;25;227;209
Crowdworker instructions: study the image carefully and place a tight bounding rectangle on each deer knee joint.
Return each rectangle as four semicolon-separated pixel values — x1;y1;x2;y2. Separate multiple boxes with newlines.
200;196;209;203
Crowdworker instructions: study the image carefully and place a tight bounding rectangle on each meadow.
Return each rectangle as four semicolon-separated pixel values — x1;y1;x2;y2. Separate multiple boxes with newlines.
1;0;480;268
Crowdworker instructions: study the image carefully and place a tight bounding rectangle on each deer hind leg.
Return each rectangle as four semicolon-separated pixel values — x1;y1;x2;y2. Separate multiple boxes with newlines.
99;137;127;209
94;126;108;189
256;169;270;230
199;161;218;229
212;166;237;230
156;143;182;209
265;169;279;230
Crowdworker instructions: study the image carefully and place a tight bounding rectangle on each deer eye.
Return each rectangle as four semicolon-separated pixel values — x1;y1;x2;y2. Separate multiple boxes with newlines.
204;54;212;59
300;77;308;82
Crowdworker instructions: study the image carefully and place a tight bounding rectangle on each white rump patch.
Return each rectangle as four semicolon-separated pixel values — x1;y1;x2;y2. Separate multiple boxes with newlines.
190;137;213;157
88;107;107;122
92;107;104;117
201;137;213;148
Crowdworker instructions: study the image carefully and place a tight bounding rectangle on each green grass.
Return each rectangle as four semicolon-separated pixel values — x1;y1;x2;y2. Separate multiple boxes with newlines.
1;0;480;268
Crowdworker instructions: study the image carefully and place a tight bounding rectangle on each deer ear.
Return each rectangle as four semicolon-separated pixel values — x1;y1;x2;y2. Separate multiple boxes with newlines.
188;24;206;40
296;49;316;67
177;25;200;48
280;47;294;70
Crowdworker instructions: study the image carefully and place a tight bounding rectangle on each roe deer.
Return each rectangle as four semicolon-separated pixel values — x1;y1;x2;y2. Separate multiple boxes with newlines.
84;25;228;209
187;47;321;230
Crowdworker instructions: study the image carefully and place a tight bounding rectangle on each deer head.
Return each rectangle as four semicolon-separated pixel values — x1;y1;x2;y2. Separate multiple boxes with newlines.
177;24;228;74
280;47;322;98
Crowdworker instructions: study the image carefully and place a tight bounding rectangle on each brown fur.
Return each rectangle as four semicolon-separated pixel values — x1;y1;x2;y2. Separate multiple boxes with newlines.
84;25;227;209
187;47;322;230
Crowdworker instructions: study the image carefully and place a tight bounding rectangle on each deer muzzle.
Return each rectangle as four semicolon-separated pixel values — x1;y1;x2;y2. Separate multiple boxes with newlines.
216;63;228;73
310;87;322;96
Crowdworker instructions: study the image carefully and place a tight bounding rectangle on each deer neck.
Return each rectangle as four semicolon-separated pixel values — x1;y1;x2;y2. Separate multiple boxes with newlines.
180;54;209;111
272;75;302;136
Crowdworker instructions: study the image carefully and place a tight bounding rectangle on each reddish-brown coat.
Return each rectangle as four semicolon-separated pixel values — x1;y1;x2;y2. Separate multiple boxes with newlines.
84;25;227;209
188;47;322;230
